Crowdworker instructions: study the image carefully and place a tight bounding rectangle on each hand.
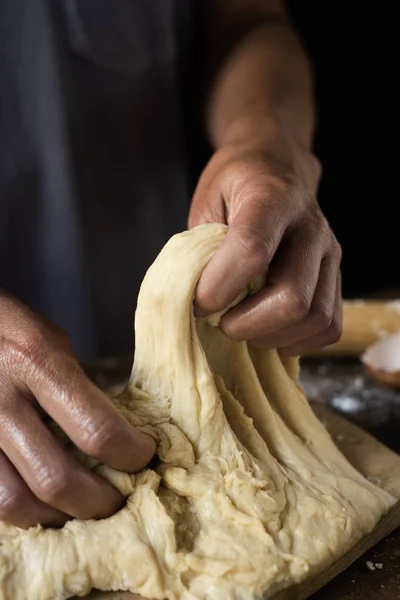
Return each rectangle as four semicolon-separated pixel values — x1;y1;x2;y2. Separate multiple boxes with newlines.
189;131;342;355
0;291;155;529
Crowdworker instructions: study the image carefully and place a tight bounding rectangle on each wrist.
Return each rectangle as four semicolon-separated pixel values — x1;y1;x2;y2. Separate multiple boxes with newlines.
216;110;283;148
218;112;321;192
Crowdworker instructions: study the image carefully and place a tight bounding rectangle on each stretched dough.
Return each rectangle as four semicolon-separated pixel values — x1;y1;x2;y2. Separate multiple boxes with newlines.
0;224;395;600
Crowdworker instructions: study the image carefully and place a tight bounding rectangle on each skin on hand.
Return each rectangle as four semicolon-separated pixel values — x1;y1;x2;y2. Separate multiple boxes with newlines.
189;134;343;356
191;0;342;354
0;291;156;529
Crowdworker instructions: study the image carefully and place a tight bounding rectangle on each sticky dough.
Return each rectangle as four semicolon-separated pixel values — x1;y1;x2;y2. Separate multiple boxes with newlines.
0;224;395;600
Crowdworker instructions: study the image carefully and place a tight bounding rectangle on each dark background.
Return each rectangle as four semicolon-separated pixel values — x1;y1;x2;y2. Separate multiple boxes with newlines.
286;2;398;298
188;3;398;299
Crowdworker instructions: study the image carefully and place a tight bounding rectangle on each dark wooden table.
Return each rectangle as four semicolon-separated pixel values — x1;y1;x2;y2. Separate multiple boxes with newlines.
301;358;400;599
84;354;400;600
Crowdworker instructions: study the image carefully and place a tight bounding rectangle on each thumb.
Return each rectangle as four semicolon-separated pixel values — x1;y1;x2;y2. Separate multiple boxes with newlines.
194;197;290;316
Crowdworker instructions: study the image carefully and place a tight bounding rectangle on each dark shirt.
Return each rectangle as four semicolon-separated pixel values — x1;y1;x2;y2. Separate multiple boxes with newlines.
0;0;195;360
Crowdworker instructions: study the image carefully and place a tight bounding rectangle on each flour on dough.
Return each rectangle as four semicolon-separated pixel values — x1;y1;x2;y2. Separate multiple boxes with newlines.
0;224;395;600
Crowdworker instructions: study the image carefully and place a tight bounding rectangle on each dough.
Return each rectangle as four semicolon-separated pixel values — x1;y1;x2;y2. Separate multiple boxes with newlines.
0;224;395;600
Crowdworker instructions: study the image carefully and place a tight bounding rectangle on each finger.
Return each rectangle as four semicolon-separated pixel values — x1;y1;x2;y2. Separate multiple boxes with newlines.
279;272;343;356
0;397;124;520
195;194;293;316
250;254;338;350
0;450;68;529
221;228;323;342
20;353;156;473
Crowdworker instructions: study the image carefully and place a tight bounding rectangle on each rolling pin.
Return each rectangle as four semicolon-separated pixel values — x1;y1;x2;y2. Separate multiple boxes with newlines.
306;299;400;357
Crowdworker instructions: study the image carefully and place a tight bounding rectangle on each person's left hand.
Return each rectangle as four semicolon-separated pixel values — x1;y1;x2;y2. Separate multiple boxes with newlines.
189;132;342;356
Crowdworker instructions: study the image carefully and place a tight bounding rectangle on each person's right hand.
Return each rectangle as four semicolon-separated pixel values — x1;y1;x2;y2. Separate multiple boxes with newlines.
0;290;156;529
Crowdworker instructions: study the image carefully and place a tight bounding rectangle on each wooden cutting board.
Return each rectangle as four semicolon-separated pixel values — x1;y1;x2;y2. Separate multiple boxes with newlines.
81;402;400;600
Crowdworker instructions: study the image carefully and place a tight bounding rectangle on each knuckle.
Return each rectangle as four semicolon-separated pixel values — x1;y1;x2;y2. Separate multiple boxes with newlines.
309;303;333;331
52;325;73;352
327;317;343;344
314;213;330;236
233;229;273;269
3;327;66;388
305;203;328;234
4;326;47;370
80;421;119;459
283;288;311;322
0;314;74;385
34;465;71;504
332;238;343;263
16;336;81;394
309;154;322;185
47;355;84;396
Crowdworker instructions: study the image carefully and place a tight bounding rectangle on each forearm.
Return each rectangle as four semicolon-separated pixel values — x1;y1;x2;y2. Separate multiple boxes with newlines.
201;8;316;155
